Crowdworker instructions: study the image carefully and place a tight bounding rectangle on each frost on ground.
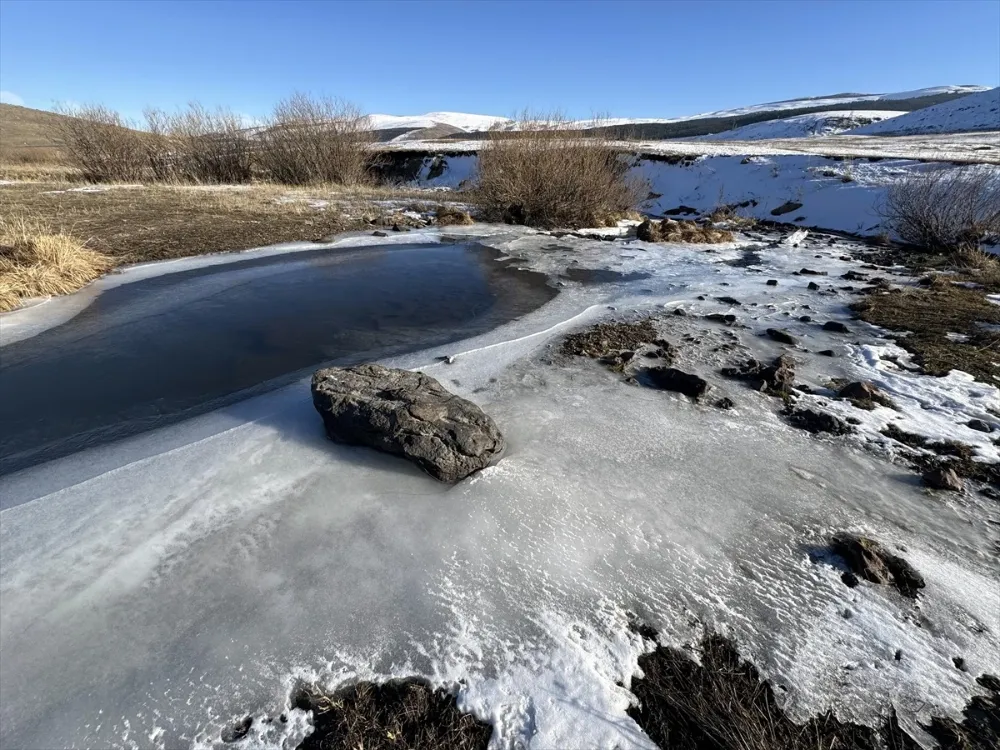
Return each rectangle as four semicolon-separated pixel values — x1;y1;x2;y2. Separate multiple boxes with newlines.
0;227;998;750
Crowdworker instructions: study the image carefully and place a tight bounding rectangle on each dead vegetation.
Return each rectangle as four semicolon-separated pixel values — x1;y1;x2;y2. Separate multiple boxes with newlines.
637;218;734;244
256;94;375;185
54;104;148;182
0;214;112;311
878;165;1000;252
474;111;645;228
852;279;1000;384
291;679;491;750
434;205;475;226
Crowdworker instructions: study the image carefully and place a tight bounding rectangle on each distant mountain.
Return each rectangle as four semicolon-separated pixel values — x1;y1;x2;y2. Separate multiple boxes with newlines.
847;87;999;136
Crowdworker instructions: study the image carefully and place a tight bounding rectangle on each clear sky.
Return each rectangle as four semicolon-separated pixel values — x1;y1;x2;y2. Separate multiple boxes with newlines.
1;0;998;120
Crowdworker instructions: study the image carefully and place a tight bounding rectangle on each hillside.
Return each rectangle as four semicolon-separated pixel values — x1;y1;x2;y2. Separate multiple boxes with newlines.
848;87;1000;135
695;110;905;141
0;103;73;159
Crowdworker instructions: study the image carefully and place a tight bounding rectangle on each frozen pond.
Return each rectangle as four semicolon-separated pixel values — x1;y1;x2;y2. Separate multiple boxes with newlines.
1;229;997;750
0;242;554;478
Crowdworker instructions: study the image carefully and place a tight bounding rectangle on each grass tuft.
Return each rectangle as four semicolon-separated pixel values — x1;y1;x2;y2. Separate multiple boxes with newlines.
0;214;111;312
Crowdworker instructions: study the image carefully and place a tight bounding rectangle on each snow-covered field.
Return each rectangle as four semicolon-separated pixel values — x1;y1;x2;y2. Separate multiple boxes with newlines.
1;223;998;750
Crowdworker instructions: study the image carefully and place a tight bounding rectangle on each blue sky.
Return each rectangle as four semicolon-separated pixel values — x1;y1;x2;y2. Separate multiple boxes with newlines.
1;0;998;120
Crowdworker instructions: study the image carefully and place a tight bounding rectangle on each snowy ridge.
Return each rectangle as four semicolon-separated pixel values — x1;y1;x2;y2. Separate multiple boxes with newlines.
695;110;907;141
366;111;507;132
848;87;1000;136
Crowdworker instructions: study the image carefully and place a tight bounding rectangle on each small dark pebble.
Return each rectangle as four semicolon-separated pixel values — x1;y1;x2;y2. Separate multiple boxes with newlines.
841;571;860;588
823;321;850;333
714;397;735;410
953;656;967;672
799;268;827;276
697;295;706;300
817;350;836;357
766;279;778;286
895;649;903;661
766;328;798;346
673;307;687;316
372;230;388;237
799;315;812;323
808;281;820;291
717;296;741;305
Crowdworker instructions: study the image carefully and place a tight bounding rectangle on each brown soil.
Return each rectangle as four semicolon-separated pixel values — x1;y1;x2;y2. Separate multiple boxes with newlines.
881;423;1000;486
561;318;662;359
292;679;491;750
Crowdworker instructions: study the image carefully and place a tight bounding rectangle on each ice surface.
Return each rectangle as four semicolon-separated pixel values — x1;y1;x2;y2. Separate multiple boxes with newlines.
1;229;998;749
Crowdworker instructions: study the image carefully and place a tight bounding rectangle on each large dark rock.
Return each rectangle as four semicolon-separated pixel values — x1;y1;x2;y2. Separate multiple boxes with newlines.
923;467;963;492
721;354;796;396
644;367;709;400
830;533;925;598
311;365;505;482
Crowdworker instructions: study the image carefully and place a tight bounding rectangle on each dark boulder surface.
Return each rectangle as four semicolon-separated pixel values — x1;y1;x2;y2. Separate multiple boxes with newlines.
830;533;925;598
311;364;505;482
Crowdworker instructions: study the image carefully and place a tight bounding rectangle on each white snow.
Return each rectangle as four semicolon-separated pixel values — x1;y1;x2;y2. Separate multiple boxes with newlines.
849;88;1000;136
1;226;998;750
366;112;507;132
696;110;907;141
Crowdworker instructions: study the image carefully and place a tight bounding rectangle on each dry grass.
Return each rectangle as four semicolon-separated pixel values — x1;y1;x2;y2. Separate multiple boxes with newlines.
0;214;112;311
638;218;734;244
853;280;1000;384
707;203;759;230
878;165;1000;252
474;111;645;229
292;679;491;750
434;205;474;226
55;104;149;182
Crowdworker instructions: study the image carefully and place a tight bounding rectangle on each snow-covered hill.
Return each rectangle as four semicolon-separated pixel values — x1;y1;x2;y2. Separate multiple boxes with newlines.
695;110;906;141
848;87;1000;136
361;86;991;134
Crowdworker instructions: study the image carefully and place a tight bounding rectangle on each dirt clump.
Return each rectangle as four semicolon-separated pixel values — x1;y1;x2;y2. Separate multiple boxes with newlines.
837;381;895;410
561;318;663;360
637;218;734;244
721;354;795;397
784;408;853;435
829;532;925;598
293;679;491;750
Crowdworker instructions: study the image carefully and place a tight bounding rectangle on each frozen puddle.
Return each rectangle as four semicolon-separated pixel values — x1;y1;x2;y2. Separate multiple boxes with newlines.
0;228;997;749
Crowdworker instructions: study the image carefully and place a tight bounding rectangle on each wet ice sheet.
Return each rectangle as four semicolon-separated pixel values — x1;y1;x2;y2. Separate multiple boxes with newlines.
1;229;998;750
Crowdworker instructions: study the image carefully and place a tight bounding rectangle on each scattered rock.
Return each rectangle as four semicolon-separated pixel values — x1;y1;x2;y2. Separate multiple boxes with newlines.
953;656;967;672
799;268;827;276
663;205;699;216
770;200;803;216
823;321;851;333
968;419;994;433
372;230;388;237
766;279;779;286
923;467;963;492
807;281;821;291
798;315;812;323
721;354;795;396
221;716;253;744
638;218;734;244
837;381;895;410
714;397;735;410
841;270;869;281
704;313;738;325
830;532;925;598
673;307;687;316
817;349;836;357
717;296;741;306
311;364;505;482
644;367;709;400
766;328;798;346
785;408;853;435
841;571;860;588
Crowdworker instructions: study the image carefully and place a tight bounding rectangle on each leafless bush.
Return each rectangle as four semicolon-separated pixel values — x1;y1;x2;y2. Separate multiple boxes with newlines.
878;165;1000;251
162;104;254;183
55;104;147;182
474;111;645;229
257;94;375;185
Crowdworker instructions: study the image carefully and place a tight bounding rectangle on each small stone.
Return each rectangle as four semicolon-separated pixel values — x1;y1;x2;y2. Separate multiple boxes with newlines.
808;281;821;291
644;367;709;400
714;397;735;410
717;296;741;305
766;279;779;286
953;656;967;672
673;307;687;316
823;321;851;333
967;419;994;433
785;408;853;435
221;716;253;744
841;571;860;588
799;315;812;323
372;230;388;237
894;649;903;661
842;608;853;619
766;328;798;346
922;467;963;492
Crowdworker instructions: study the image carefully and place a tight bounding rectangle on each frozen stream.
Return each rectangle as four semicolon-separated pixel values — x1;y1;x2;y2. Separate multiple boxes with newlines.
0;227;997;749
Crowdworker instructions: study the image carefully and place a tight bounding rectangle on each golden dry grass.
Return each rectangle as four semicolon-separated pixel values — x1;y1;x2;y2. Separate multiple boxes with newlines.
0;214;112;311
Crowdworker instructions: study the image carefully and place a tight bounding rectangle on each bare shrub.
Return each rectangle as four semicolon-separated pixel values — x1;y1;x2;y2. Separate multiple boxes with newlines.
474;111;645;229
54;104;146;182
0;214;111;311
257;94;375;185
637;218;734;243
163;103;254;184
878;165;1000;251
